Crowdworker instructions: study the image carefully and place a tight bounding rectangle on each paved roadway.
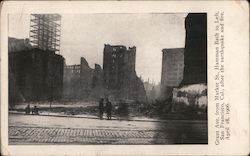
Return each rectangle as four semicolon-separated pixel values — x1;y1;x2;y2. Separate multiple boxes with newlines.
9;114;208;144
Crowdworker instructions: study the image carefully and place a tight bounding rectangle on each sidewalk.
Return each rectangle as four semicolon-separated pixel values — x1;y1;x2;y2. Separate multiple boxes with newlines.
9;111;207;123
9;113;159;130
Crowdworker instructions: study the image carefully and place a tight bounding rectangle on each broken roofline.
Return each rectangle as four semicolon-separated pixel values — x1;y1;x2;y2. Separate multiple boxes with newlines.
162;48;184;52
65;57;101;70
104;44;136;50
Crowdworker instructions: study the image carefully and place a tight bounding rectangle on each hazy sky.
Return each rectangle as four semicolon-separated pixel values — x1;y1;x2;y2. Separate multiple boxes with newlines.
9;13;187;83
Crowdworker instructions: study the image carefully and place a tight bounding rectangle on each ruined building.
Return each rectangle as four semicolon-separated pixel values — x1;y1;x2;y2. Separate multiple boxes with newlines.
8;38;32;53
90;63;105;99
103;44;146;101
181;13;207;85
63;64;81;100
9;48;65;103
172;13;207;109
63;57;104;101
9;14;64;105
79;57;94;99
160;48;184;99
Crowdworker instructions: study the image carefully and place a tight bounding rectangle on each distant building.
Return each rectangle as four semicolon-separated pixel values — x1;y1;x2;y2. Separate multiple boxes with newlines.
143;79;160;101
160;48;184;99
103;44;146;101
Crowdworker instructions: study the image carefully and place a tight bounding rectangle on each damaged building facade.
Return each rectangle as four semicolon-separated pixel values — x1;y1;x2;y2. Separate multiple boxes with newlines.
9;47;65;104
8;37;32;52
63;44;146;102
9;14;64;106
63;64;81;100
63;57;104;101
181;13;207;85
160;48;184;99
103;44;146;101
172;13;207;108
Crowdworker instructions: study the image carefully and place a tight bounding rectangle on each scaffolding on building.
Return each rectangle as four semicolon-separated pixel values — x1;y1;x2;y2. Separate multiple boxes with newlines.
29;14;61;53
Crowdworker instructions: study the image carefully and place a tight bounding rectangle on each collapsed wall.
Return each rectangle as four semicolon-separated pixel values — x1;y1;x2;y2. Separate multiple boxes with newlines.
172;84;207;108
63;57;104;101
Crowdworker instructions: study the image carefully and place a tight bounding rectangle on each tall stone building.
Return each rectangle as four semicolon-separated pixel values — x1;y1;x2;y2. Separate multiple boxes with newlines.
103;44;146;101
181;13;207;85
160;48;184;99
9;48;65;104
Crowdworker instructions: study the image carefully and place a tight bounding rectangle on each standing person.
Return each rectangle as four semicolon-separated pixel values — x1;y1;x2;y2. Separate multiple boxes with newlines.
99;98;104;120
25;104;30;114
106;98;112;120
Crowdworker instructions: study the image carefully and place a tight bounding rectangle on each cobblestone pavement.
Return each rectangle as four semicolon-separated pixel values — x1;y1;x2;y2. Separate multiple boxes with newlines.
9;114;208;144
9;126;160;144
9;126;207;144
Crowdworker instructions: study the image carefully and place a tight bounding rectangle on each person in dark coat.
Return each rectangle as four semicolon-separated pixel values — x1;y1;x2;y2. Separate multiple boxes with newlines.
99;98;104;120
25;104;30;114
106;98;112;120
32;106;39;115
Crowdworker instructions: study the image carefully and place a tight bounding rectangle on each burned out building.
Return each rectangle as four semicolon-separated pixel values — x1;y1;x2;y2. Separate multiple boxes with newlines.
103;44;146;101
90;64;105;100
172;13;207;109
9;14;64;105
8;37;32;52
9;47;65;104
181;13;207;85
63;64;81;100
160;48;184;99
79;57;94;99
63;57;104;101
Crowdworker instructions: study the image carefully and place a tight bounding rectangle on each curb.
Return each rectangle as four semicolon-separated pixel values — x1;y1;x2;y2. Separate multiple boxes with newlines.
9;111;207;123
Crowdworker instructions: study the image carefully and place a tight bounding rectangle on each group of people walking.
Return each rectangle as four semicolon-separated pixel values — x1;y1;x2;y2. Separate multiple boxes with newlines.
25;104;39;115
99;98;112;120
